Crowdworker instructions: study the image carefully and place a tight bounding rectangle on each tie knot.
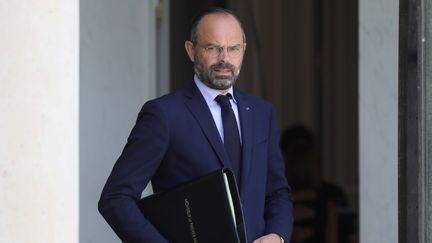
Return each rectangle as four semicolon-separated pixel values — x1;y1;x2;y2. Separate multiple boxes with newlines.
215;94;232;108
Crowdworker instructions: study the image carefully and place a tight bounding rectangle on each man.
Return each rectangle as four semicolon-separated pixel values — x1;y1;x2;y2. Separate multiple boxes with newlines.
99;8;293;243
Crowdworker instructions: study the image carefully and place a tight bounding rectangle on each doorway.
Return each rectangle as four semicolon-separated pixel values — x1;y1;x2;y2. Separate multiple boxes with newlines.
169;1;359;242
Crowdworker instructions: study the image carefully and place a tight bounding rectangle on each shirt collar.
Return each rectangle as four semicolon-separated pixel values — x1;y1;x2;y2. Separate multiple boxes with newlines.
194;75;237;105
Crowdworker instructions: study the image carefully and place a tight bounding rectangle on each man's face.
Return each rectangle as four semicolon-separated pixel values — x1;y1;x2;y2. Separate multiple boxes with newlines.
186;14;246;91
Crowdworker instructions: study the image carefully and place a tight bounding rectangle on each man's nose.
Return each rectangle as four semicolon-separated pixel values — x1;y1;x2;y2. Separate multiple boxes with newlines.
217;48;230;62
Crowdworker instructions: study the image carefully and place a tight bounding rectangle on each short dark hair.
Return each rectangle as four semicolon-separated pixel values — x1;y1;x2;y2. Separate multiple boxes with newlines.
189;8;246;44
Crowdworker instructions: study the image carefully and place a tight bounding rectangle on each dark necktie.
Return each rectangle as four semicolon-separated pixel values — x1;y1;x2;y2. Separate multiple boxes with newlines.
215;94;242;181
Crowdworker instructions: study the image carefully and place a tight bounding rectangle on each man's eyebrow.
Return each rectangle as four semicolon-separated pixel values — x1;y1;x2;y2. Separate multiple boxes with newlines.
205;43;242;47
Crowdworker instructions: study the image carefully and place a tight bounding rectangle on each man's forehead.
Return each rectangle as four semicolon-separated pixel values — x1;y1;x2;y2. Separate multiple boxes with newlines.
195;13;243;42
199;12;239;24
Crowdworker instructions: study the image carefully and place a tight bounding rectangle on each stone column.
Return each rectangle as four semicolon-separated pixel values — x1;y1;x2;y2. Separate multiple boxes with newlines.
359;0;399;242
419;0;432;242
80;0;158;242
0;1;79;242
0;1;159;242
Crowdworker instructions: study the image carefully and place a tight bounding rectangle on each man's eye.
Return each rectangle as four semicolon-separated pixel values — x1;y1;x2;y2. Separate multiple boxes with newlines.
228;46;240;52
206;46;217;52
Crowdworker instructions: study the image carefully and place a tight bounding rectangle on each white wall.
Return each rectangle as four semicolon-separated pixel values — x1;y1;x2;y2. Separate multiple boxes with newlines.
0;1;79;243
0;1;159;242
359;0;399;242
80;0;157;242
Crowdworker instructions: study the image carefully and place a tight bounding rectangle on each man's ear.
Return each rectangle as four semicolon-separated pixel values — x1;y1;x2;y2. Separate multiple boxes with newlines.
184;41;195;62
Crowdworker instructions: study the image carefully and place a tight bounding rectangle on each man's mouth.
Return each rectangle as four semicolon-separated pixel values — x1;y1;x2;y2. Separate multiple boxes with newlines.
214;68;232;75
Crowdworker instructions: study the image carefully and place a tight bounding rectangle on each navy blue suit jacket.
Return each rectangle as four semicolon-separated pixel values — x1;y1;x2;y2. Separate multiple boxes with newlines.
98;82;293;242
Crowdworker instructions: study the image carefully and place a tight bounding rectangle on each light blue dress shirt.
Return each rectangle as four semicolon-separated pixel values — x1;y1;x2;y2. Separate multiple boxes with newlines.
194;75;242;143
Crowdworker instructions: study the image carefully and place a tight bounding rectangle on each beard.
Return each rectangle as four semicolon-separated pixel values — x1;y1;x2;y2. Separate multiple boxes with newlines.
194;55;241;90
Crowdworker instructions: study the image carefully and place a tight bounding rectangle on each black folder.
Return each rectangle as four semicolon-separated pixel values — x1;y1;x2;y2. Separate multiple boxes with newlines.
137;168;247;243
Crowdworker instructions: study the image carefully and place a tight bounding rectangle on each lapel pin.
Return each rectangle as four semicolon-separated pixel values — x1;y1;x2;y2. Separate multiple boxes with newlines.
245;107;250;111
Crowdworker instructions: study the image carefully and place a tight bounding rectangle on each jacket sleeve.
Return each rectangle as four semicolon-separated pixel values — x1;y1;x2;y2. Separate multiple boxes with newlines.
98;100;170;243
263;105;294;241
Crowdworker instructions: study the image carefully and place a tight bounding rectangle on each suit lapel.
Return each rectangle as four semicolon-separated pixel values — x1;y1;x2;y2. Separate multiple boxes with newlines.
184;83;232;169
235;91;253;192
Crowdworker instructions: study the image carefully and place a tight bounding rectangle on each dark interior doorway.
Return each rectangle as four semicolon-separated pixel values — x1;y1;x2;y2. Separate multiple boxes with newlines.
169;1;359;242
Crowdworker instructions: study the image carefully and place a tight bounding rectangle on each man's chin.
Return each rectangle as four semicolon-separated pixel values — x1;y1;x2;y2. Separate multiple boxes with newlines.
211;79;235;90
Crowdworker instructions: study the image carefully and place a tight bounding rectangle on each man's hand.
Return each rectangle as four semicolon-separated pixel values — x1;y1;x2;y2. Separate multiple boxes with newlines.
253;233;282;243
